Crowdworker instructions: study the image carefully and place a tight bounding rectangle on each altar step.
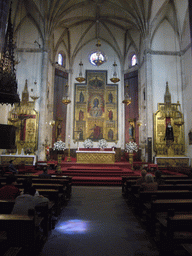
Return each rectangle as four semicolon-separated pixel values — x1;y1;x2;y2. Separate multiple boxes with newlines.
61;165;134;186
72;176;123;186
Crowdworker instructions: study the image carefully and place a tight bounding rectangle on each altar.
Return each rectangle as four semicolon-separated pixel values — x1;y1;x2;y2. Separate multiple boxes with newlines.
76;148;116;164
155;156;191;168
0;155;37;166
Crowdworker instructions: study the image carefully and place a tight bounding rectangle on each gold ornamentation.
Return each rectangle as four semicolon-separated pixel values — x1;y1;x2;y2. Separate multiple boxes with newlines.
77;151;115;164
62;97;71;105
154;83;185;158
7;81;39;155
156;157;190;167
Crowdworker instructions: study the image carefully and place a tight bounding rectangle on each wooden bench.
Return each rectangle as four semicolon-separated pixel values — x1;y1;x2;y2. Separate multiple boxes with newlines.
0;213;41;253
0;200;15;214
164;179;192;184
12;174;72;199
123;174;189;197
136;190;192;216
33;189;63;216
158;213;192;254
0;199;55;232
144;199;192;235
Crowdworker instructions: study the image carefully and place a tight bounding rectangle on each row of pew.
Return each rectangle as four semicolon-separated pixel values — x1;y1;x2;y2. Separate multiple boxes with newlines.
122;174;192;255
0;174;72;256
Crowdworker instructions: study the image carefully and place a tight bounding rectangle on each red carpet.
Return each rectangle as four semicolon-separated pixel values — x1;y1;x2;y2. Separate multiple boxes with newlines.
60;161;134;186
14;159;188;186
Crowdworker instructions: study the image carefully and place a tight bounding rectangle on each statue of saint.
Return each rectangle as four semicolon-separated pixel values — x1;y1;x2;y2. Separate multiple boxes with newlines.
108;92;113;103
108;129;113;140
165;123;174;141
79;110;84;120
108;110;113;121
79;92;84;102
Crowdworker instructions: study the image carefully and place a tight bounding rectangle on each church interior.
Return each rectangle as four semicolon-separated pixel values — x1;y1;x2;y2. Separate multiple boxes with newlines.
1;0;192;255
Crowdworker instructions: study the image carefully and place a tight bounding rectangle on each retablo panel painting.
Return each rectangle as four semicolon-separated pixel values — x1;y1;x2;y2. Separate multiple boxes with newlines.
74;70;118;142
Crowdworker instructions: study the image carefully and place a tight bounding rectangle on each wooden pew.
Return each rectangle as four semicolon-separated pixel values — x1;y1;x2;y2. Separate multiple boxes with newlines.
0;213;40;254
136;190;192;217
14;174;72;199
158;213;192;254
0;200;55;232
0;200;15;214
161;174;188;179
33;189;62;216
164;179;192;184
122;176;140;196
1;175;72;200
130;183;192;195
144;199;192;235
123;174;190;197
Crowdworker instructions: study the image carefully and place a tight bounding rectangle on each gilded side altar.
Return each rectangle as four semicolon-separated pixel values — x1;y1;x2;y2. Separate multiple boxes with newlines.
7;80;39;155
153;82;189;167
76;150;115;164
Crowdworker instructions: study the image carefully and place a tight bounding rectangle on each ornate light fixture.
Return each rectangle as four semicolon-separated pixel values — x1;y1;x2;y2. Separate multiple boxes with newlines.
122;93;132;106
137;120;142;127
62;96;71;105
75;60;85;83
110;61;120;83
49;120;55;127
90;20;106;66
122;84;131;106
75;7;85;83
0;5;20;105
62;83;71;105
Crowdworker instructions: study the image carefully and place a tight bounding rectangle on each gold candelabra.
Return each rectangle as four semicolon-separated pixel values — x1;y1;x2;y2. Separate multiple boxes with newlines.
67;143;71;162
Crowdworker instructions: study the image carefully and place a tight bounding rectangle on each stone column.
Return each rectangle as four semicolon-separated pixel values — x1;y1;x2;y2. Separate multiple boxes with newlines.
143;37;153;161
38;40;49;161
0;0;10;54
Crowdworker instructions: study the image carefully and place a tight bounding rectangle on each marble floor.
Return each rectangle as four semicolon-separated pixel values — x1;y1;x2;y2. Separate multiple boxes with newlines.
40;186;160;256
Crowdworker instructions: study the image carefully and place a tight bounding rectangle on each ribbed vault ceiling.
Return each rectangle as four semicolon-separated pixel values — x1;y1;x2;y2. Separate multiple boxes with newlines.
12;0;188;65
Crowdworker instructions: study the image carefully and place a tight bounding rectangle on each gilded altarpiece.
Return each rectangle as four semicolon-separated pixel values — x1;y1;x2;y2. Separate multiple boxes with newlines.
74;71;118;142
7;81;39;158
154;102;188;167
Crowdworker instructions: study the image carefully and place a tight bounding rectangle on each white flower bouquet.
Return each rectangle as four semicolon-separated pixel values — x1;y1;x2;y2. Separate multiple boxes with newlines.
83;139;93;148
53;140;66;151
98;139;108;149
125;141;138;153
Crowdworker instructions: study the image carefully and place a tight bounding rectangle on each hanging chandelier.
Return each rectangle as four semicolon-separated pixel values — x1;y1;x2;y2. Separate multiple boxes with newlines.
62;96;71;105
122;84;131;106
75;61;85;83
62;84;71;105
0;5;20;105
122;92;132;106
110;61;120;83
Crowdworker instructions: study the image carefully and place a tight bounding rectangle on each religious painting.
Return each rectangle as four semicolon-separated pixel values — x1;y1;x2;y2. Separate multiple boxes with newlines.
74;70;118;142
128;119;135;140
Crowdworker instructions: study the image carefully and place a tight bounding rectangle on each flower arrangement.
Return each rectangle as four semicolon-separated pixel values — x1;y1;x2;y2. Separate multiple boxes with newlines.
98;139;108;149
53;140;65;151
83;139;93;148
125;141;138;153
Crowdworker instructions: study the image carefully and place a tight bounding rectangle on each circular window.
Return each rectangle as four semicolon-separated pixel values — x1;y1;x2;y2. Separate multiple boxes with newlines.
89;52;105;66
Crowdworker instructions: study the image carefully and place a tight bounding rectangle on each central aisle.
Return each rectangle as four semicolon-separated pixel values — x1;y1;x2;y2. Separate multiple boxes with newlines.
40;186;159;256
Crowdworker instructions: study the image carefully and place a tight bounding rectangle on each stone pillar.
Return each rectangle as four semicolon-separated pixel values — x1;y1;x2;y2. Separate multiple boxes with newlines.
143;37;153;162
38;40;49;161
0;0;10;54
